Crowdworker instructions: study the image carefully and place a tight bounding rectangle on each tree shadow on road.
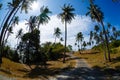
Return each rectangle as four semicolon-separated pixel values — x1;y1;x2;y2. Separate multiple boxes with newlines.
55;66;120;80
22;66;74;79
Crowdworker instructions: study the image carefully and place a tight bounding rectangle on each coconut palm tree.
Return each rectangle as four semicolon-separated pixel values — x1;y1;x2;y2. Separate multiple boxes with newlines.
16;28;23;45
26;16;37;32
89;31;93;44
94;25;100;32
86;1;111;62
58;4;75;63
37;6;51;46
106;23;111;38
112;26;117;38
3;16;19;46
37;6;51;28
0;0;35;64
82;41;87;50
0;0;35;45
76;32;84;54
53;27;62;43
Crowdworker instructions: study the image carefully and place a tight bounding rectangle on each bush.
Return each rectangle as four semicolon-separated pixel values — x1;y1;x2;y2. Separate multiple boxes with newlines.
110;40;120;48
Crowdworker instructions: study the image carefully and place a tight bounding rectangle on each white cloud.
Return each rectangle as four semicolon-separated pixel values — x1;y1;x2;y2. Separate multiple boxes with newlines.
8;15;94;50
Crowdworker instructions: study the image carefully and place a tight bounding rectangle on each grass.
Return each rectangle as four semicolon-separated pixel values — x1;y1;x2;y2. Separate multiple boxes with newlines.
74;47;120;71
0;55;76;80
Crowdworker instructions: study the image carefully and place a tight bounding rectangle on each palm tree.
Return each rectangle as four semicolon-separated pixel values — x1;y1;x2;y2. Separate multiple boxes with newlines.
3;16;19;46
89;31;94;45
112;26;117;39
5;27;13;44
94;25;100;32
106;23;111;38
76;32;84;54
60;37;64;42
16;28;23;45
53;27;62;43
26;16;37;32
37;6;51;46
0;0;35;64
0;0;35;45
86;1;111;62
58;4;75;63
82;41;87;50
37;6;51;28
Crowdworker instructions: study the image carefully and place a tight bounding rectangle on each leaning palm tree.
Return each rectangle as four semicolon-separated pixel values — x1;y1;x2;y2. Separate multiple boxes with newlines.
58;4;75;63
0;0;35;64
0;0;35;45
76;32;84;54
3;16;19;46
86;0;111;62
53;27;62;43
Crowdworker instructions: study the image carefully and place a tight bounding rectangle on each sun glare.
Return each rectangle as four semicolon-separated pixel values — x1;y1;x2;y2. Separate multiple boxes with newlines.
31;1;39;11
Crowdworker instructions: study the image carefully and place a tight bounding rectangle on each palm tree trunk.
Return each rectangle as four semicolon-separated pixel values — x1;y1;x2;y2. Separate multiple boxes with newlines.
37;22;41;50
89;0;111;62
2;5;21;48
101;21;111;62
101;39;107;61
78;41;81;54
0;7;17;64
80;41;82;52
54;36;56;43
98;23;107;61
63;21;67;63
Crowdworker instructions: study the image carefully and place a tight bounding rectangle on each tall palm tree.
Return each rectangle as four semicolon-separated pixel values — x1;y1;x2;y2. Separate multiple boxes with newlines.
76;32;84;54
0;0;35;63
58;4;75;63
86;1;111;62
53;27;62;43
37;6;51;46
3;16;19;46
0;0;35;45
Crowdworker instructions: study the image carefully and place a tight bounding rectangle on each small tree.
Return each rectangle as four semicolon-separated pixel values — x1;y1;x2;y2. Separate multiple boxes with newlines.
53;27;62;43
76;32;84;54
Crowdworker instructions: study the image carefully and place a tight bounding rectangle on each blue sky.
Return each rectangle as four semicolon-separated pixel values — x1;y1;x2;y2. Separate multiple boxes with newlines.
0;0;120;50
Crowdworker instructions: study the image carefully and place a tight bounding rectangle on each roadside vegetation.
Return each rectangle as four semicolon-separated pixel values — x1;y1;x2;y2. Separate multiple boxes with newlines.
74;40;120;75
